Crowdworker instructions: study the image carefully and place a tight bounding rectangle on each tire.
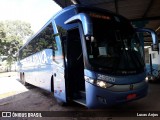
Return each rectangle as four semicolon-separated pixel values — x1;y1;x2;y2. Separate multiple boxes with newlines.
51;76;54;92
22;73;28;86
20;73;23;81
157;70;160;80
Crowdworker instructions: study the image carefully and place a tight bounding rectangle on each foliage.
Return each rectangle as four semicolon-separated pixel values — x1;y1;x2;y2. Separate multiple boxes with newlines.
0;20;34;71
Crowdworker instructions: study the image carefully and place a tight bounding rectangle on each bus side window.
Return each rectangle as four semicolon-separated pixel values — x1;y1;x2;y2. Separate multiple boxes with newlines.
53;36;64;66
52;40;58;61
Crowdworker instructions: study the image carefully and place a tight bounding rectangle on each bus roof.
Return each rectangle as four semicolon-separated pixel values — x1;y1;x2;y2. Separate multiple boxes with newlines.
19;4;127;52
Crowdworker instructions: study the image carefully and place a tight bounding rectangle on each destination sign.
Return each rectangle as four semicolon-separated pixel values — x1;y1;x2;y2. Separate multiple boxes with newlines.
89;12;111;20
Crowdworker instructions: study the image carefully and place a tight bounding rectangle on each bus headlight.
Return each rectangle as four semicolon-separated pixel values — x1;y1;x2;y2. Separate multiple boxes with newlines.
85;76;113;89
145;77;148;82
96;80;113;88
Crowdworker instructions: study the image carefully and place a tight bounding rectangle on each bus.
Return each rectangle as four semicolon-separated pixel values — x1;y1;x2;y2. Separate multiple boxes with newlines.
18;5;159;108
145;43;160;81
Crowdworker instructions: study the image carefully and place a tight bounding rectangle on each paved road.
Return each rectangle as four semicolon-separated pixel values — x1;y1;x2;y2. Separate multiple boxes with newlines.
0;76;160;120
0;76;28;98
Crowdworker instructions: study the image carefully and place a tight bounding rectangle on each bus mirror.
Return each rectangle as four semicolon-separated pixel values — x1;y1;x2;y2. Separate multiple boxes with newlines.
65;13;93;36
151;44;159;51
135;28;159;52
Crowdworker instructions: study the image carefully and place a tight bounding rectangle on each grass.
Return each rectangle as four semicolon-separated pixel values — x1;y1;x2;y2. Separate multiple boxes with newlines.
0;72;17;78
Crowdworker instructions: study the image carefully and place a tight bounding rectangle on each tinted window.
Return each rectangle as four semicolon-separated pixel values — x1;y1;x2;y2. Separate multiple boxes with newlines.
86;15;145;74
19;23;57;60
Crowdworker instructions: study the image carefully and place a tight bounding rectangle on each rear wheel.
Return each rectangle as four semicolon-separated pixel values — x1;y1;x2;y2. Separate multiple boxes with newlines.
157;70;160;80
21;73;28;86
51;76;54;92
20;73;23;81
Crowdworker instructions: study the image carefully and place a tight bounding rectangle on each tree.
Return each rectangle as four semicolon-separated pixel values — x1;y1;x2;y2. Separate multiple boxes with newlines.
0;22;6;55
0;20;34;71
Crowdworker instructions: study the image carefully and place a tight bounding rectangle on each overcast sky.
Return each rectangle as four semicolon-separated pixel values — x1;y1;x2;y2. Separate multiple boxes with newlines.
0;0;62;33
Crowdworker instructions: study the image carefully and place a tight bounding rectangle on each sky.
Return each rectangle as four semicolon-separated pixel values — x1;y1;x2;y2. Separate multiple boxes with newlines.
0;0;62;33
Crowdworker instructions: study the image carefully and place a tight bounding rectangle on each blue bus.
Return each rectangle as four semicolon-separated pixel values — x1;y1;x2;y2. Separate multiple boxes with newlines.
18;5;159;108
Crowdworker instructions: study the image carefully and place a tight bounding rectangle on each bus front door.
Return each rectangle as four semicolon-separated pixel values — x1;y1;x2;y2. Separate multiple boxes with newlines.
53;34;67;104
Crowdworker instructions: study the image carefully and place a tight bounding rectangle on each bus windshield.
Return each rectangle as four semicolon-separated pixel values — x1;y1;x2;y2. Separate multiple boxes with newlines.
86;15;145;74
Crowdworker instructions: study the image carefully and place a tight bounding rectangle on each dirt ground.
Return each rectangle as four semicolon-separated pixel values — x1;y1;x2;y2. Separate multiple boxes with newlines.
0;72;17;78
0;73;160;120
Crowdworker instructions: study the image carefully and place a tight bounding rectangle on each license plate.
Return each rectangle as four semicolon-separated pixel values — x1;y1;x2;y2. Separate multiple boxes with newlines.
127;94;137;100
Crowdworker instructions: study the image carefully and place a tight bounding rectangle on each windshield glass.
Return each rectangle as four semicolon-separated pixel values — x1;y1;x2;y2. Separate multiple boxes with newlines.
86;14;145;74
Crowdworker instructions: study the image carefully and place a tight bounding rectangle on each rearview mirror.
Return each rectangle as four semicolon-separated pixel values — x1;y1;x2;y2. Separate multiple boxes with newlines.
151;44;159;51
65;13;93;36
135;28;159;52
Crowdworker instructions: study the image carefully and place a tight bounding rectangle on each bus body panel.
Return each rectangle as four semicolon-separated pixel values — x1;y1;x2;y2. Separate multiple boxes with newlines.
84;69;148;108
84;69;146;84
19;49;53;91
53;65;66;102
52;8;79;102
85;81;148;108
52;19;67;102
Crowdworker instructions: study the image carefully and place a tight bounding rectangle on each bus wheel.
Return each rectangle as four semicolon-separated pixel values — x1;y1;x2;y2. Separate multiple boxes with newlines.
51;76;54;92
56;98;67;106
22;73;28;86
20;73;23;81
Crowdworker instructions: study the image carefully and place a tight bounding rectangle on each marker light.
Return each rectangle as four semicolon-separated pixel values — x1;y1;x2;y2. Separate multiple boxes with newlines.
84;76;95;84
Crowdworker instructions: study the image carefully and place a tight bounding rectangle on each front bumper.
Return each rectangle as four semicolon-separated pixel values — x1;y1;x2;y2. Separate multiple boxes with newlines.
85;81;148;108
